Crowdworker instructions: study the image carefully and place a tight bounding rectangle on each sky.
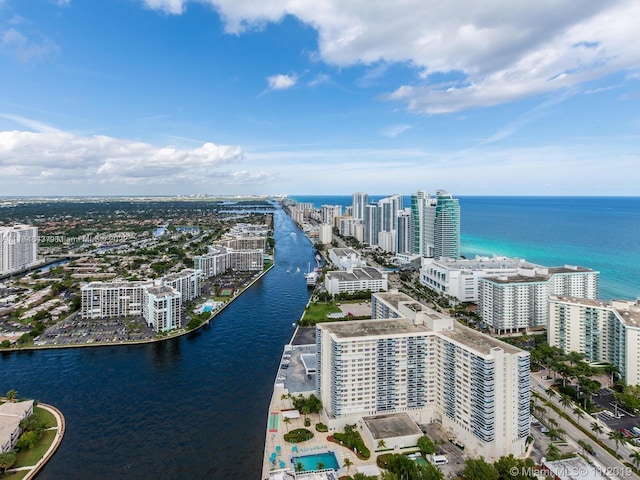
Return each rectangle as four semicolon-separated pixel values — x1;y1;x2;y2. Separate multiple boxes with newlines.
0;0;639;197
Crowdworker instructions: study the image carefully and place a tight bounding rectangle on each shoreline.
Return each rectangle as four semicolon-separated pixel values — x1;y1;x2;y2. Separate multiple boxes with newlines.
0;263;274;354
23;403;66;480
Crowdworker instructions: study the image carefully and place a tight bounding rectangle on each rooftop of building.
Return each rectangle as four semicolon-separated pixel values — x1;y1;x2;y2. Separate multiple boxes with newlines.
550;295;640;328
161;269;198;281
438;322;523;355
146;285;180;297
482;273;550;284
325;267;385;281
426;255;538;271
319;317;523;355
363;412;423;440
373;291;416;309
329;247;360;257
319;318;426;338
0;399;34;417
547;265;596;274
81;280;151;289
544;456;608;480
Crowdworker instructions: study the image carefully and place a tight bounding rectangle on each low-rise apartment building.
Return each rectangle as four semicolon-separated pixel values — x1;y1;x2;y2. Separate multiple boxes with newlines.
324;267;388;295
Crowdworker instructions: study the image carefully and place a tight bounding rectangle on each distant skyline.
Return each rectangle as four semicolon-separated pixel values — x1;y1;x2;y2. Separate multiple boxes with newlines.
1;1;639;196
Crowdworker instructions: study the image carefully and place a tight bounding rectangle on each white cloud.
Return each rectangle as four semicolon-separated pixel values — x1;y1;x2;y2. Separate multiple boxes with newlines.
0;28;59;62
381;124;411;138
0;128;257;189
141;0;640;114
266;73;298;90
142;0;185;14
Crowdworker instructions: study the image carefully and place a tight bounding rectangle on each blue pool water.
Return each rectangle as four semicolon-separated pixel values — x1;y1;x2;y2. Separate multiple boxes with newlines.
203;305;213;312
292;452;340;471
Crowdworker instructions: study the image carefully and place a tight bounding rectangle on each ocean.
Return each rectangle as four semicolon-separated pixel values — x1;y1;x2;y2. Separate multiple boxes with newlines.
289;195;640;301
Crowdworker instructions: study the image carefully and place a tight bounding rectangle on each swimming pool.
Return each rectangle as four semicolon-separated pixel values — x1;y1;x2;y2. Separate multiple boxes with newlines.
292;451;340;471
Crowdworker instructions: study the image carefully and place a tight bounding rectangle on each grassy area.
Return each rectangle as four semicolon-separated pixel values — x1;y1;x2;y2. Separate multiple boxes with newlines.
34;406;56;428
0;471;28;480
14;430;56;468
300;302;341;324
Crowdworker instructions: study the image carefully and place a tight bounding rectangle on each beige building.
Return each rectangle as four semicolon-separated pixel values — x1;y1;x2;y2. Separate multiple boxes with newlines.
0;400;34;453
548;296;640;385
315;291;530;460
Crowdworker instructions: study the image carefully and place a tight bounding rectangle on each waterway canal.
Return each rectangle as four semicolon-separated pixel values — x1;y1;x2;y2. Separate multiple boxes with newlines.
0;206;315;479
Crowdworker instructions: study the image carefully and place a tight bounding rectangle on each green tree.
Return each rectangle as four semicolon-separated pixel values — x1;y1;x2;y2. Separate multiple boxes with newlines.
608;430;626;453
630;450;640;469
573;407;584;424
282;416;292;433
316;461;325;470
377;439;387;450
343;457;353;475
16;430;41;450
5;390;18;402
417;462;444;480
385;454;417;480
590;421;603;438
417;435;435;455
545;443;560;461
494;455;536;480
295;461;304;472
0;451;17;474
462;457;499;480
560;394;572;411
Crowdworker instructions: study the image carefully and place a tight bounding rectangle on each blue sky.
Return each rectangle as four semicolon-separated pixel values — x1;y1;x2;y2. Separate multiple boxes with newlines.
0;0;639;196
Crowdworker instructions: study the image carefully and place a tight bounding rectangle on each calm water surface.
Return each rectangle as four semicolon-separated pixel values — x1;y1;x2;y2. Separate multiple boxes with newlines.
1;207;315;479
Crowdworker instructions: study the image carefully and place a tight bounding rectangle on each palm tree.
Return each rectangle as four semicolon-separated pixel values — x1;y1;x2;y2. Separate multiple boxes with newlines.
535;405;547;420
295;462;304;473
343;457;353;475
281;393;290;408
573;407;584;424
283;416;292;433
560;394;572;411
548;418;558;429
556;428;567;441
630;450;640;468
590;421;603;439
5;390;17;402
316;462;325;471
545;387;556;398
545;443;560;461
377;439;387;450
608;430;626;453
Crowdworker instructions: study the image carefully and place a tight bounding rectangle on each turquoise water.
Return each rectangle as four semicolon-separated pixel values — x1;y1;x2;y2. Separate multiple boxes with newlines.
292;451;340;471
290;195;640;301
203;305;213;312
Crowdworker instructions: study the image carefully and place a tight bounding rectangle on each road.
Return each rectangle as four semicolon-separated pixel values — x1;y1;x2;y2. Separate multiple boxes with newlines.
531;374;639;479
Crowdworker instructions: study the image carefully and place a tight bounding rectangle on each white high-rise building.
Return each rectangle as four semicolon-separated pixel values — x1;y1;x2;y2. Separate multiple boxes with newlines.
363;204;379;246
396;208;412;254
144;285;182;332
0;225;39;275
377;194;402;234
549;296;640;386
352;192;369;221
316;291;530;460
478;265;599;333
321;205;343;226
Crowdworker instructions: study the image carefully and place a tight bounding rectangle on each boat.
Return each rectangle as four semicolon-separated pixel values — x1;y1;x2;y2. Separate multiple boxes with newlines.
304;261;319;287
304;270;318;287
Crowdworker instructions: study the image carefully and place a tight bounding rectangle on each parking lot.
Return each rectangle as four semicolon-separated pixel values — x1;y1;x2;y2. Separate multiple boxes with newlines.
419;422;467;477
591;388;640;444
36;315;156;346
